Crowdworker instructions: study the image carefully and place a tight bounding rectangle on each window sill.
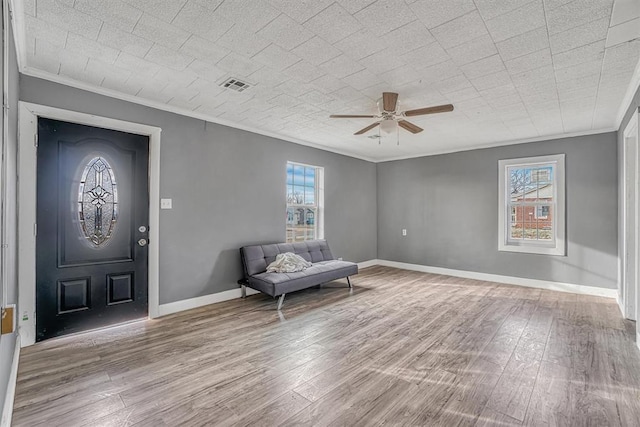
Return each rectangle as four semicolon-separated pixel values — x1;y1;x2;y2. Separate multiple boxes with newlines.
498;242;565;256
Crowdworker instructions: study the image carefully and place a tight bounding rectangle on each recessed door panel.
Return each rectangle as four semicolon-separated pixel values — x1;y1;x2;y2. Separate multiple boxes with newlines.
107;273;134;305
57;278;91;314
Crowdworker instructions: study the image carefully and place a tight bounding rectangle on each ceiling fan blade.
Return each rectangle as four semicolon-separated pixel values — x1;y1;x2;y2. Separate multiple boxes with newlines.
404;104;454;117
354;122;380;135
330;114;376;118
398;120;423;134
382;92;399;112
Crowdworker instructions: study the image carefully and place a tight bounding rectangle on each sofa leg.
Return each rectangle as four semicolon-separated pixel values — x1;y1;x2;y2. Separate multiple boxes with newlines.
241;284;247;298
277;294;286;310
347;276;352;288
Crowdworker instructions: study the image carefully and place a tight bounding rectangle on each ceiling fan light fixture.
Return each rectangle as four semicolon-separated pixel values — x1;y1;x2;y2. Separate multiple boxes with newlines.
380;119;397;134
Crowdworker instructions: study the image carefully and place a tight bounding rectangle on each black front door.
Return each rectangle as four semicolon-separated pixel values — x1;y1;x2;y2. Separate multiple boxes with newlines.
36;118;149;341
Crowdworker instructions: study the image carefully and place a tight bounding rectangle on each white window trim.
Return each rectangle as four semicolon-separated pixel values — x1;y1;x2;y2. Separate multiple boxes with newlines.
498;154;566;256
285;161;324;242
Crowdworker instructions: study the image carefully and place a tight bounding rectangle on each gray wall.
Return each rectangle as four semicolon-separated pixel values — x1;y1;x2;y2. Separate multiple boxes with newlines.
0;12;20;415
377;133;619;289
19;76;378;304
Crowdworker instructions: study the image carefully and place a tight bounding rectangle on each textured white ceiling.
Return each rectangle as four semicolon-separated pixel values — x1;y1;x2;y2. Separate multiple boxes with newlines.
14;0;640;161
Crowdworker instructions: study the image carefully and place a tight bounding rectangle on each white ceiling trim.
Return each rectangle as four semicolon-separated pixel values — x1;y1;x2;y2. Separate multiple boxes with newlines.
376;128;618;163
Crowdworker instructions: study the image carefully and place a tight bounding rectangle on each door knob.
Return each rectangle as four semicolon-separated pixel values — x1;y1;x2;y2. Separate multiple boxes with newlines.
138;238;148;247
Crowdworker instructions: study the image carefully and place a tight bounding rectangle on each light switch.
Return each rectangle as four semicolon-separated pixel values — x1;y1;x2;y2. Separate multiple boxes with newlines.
402;229;407;236
161;198;172;209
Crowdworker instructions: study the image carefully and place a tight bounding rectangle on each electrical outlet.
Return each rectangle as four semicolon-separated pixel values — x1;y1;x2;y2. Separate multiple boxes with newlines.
402;229;407;236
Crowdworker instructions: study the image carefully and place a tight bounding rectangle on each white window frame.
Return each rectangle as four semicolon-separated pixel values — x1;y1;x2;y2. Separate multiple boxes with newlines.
498;154;565;256
285;161;324;243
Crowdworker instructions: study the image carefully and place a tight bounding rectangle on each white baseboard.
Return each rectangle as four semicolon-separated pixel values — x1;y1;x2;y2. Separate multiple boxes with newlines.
158;261;374;317
157;259;617;317
1;334;20;427
375;260;618;299
157;286;260;317
617;294;626;317
358;259;380;269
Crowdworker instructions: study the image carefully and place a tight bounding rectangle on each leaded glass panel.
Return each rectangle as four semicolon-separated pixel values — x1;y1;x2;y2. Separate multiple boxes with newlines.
78;157;118;247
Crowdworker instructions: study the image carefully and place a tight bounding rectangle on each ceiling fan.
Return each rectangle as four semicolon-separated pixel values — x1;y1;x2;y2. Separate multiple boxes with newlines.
330;92;454;135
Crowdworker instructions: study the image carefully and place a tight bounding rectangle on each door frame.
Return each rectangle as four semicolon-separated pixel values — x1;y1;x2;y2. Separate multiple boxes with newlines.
621;109;639;323
17;101;161;347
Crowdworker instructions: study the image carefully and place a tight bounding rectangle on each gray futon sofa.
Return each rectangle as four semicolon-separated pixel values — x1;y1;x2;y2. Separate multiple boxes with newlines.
239;240;358;309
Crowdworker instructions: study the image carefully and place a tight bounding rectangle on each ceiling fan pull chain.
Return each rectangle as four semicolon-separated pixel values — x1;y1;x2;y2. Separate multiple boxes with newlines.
397;123;400;146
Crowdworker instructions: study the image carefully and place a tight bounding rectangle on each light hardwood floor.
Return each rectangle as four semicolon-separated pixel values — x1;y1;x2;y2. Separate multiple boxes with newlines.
12;266;640;426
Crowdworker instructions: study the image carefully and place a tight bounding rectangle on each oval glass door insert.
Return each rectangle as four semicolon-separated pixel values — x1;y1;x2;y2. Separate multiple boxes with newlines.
78;157;118;246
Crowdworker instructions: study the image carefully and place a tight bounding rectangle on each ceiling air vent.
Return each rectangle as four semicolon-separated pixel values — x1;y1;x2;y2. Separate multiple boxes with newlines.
220;77;251;92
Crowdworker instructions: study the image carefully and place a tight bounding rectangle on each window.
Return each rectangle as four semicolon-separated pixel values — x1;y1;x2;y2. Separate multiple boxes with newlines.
498;154;565;255
286;162;324;242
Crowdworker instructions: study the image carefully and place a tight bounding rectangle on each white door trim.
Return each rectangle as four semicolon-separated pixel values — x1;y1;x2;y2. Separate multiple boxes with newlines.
621;110;639;321
17;101;161;347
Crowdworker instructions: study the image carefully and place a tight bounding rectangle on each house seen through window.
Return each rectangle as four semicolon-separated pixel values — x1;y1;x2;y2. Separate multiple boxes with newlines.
286;162;324;243
498;154;565;255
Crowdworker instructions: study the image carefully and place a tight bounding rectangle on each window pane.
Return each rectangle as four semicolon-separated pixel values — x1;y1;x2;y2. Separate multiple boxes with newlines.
523;221;536;240
293;165;304;186
532;166;551;184
509;168;531;198
294;228;305;242
304;167;315;187
292;185;305;204
286;163;293;185
536;181;553;203
305;208;316;226
294;208;305;225
510;166;554;203
509;205;523;239
286;185;294;203
523;184;536;201
536;205;553;240
304;187;315;205
286;207;294;226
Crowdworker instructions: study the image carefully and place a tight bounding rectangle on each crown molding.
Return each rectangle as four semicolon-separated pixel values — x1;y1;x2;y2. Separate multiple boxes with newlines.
373;128;618;162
